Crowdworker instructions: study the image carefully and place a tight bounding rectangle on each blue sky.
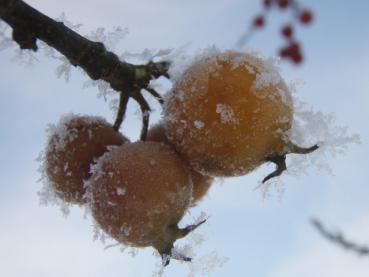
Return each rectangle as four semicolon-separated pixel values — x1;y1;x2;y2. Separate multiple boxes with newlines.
1;0;369;276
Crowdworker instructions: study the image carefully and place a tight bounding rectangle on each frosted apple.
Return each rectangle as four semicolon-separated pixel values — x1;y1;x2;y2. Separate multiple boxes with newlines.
164;51;294;177
87;141;204;264
45;114;128;204
147;123;213;205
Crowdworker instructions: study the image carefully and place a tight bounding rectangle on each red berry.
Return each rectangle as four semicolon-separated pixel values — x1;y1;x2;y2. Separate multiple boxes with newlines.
291;51;303;64
281;25;293;38
279;42;303;64
289;42;303;64
289;42;300;53
279;47;290;57
299;10;313;24
253;15;265;27
277;0;289;9
263;0;273;8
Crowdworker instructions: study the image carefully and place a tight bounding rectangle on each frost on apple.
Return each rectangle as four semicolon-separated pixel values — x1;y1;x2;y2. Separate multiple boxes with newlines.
116;187;126;196
287;97;360;175
256;87;360;197
251;57;282;90
37;113;89;215
164;48;296;178
37;113;126;211
167;46;221;83
216;104;239;125
193;120;205;129
166;47;359;199
37;151;71;216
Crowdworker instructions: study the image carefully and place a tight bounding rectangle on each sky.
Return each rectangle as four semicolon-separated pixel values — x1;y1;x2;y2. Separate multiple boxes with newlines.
1;0;369;276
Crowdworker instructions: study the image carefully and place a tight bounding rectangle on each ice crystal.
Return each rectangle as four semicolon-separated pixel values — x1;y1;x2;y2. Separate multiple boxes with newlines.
0;21;15;51
194;120;205;129
288;98;360;176
86;26;128;52
216;104;239;125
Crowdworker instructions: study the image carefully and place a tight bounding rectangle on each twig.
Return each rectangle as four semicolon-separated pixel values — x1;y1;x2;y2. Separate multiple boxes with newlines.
131;92;151;140
311;218;369;256
145;87;164;105
113;92;129;132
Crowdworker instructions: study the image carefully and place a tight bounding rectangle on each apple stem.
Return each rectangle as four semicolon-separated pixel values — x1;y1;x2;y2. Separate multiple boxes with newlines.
263;140;319;183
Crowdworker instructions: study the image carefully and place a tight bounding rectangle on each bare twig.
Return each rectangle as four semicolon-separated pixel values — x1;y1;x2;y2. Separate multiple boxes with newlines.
113;92;129;132
145;87;164;105
311;218;369;256
131;92;151;140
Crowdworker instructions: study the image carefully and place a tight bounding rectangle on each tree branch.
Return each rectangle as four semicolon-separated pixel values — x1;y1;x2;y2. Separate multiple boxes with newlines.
0;0;169;91
311;218;369;256
0;0;170;138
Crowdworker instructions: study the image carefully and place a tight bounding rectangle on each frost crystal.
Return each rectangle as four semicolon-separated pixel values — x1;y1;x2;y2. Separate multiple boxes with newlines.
216;104;239;124
1;30;34;67
120;224;132;237
46;113;109;151
252;57;282;89
36;151;71;216
55;13;82;31
194;120;205;129
86;26;128;52
83;79;115;100
286;98;360;176
37;113;111;214
103;242;120;250
86;145;120;185
121;47;172;64
55;56;72;82
116;187;126;196
168;45;221;82
254;178;286;201
187;251;229;277
11;48;39;67
1;12;130;108
255;95;359;198
0;21;15;51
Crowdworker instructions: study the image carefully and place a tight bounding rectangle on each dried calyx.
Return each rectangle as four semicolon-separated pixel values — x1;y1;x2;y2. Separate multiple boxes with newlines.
263;140;319;183
154;219;207;266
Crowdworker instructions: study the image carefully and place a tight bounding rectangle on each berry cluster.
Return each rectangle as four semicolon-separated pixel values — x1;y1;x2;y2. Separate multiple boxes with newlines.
252;0;314;64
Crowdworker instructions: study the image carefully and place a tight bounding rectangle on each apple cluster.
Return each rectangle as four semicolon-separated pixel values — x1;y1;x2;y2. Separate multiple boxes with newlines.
42;50;316;264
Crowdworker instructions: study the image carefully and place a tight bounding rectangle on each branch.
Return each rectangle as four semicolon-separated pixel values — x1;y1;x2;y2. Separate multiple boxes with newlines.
311;218;369;256
0;0;169;90
0;0;170;137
